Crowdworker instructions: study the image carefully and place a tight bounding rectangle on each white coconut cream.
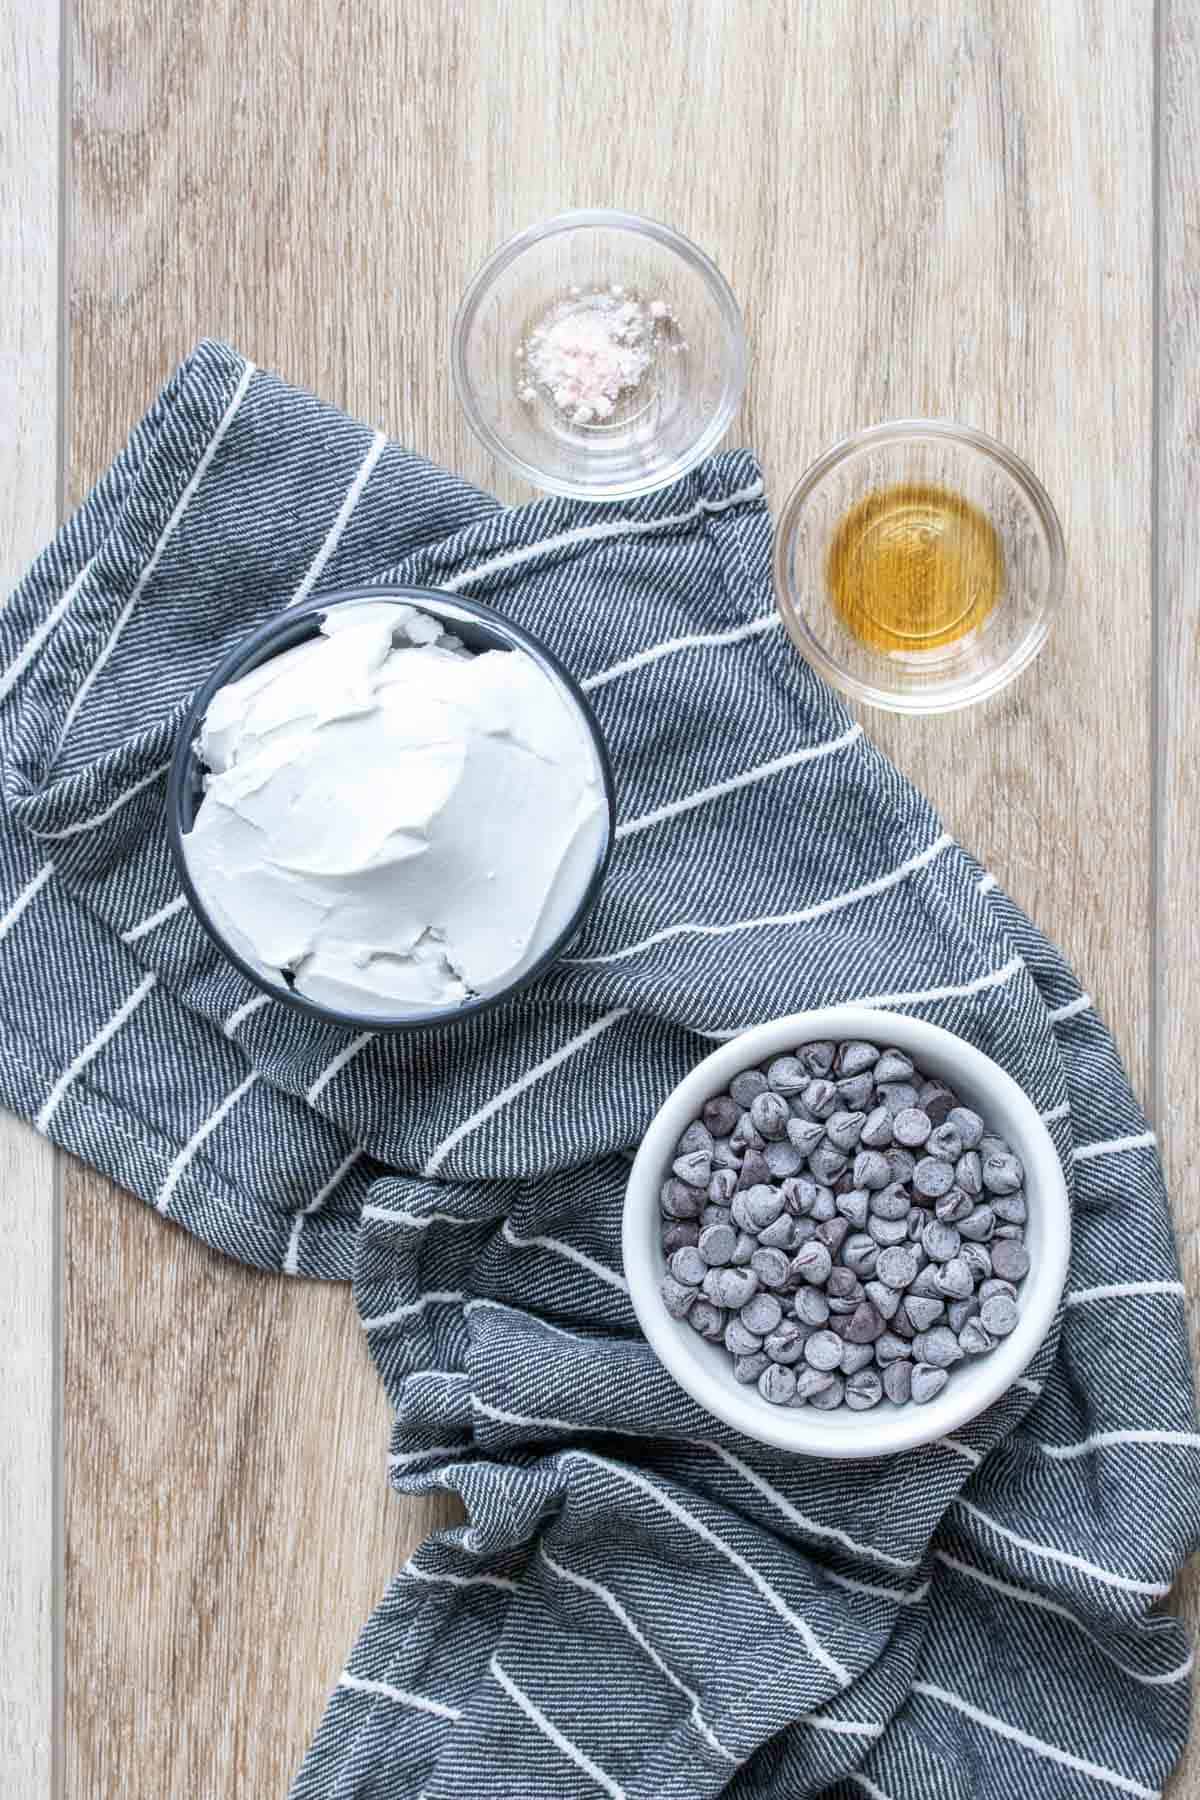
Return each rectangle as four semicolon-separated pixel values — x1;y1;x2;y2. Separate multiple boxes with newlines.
183;601;607;1018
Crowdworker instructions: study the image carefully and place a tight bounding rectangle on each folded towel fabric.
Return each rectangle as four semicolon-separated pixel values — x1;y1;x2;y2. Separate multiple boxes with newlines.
2;340;1196;1800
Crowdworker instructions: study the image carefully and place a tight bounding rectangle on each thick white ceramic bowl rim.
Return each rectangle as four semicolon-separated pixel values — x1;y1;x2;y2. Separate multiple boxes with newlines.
772;418;1067;716
450;207;748;501
624;1007;1070;1457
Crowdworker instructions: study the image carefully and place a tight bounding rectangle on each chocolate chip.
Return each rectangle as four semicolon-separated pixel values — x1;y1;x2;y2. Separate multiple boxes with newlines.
838;1040;881;1077
948;1296;980;1333
702;1095;740;1138
874;1049;916;1084
809;1374;846;1410
901;1294;946;1333
791;1241;832;1286
764;1320;808;1364
958;1318;994;1356
678;1120;714;1158
845;1368;884;1410
766;1056;808;1095
836;1187;870;1228
803;1330;844;1372
669;1246;707;1285
982;1151;1024;1195
913;1156;955;1199
689;1298;726;1341
955;1150;983;1196
893;1107;933;1148
865;1279;902;1321
921;1219;961;1262
875;1243;920;1290
911;1363;949;1403
816;1216;851;1257
666;1222;704;1255
661;1276;698;1318
699;1223;737;1266
948;1106;984;1150
883;1360;913;1403
979;1293;1020;1337
764;1140;805;1179
755;1213;795;1250
802;1079;838;1120
860;1105;895;1148
758;1363;797;1405
853;1149;892;1191
826;1109;867;1152
877;1081;920;1116
724;1316;763;1356
836;1071;876;1110
794;1287;831;1328
730;1069;768;1108
990;1238;1030;1282
918;1081;957;1126
798;1041;836;1078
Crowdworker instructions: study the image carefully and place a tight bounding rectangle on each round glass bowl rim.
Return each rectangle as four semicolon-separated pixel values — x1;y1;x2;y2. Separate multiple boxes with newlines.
450;207;749;502
772;417;1067;716
166;583;617;1033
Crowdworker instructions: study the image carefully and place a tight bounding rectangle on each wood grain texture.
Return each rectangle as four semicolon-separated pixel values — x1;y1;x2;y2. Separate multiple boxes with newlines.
1160;3;1200;1791
54;0;1183;1793
0;2;60;1794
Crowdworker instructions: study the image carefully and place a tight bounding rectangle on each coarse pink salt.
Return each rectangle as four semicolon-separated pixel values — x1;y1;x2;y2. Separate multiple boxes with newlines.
519;289;672;426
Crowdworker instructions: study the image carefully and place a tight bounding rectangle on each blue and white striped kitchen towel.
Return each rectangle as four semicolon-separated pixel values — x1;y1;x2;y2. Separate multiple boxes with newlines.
2;339;1197;1799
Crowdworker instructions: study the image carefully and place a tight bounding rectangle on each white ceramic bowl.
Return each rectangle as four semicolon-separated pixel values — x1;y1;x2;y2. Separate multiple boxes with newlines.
624;1007;1070;1458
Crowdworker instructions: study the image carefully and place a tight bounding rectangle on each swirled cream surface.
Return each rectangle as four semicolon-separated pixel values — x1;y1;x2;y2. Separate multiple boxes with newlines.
183;602;607;1017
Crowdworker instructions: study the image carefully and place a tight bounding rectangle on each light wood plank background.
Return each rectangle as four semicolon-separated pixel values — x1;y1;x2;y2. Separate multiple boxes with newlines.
0;1;61;1795
0;0;1196;1792
1161;0;1200;1701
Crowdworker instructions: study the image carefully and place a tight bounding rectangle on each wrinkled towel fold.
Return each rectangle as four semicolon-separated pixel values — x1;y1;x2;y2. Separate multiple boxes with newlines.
2;340;1196;1799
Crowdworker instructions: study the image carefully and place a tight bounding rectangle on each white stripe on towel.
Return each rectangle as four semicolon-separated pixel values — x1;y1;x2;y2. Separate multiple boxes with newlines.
566;1451;850;1685
56;360;256;752
337;1672;461;1722
614;727;862;841
306;1031;374;1106
541;1546;737;1765
581;610;780;693
423;1009;629;1176
0;555;95;704
571;834;951;968
442;481;764;596
490;1654;626;1799
1047;993;1092;1024
955;1498;1170;1597
362;1291;466;1332
501;1220;629;1294
1073;1131;1156;1164
283;1146;362;1275
911;1681;1158;1798
156;1071;258;1216
1067;1280;1185;1308
1037;1430;1200;1462
0;863;54;944
39;760;173;841
121;893;188;944
289;430;387;607
36;972;157;1133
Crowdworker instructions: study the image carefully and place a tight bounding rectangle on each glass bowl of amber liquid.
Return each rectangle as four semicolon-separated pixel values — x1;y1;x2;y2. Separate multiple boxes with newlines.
772;420;1065;713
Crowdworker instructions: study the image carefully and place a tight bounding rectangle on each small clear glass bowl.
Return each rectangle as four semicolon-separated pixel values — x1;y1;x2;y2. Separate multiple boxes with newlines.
451;209;747;501
773;420;1066;714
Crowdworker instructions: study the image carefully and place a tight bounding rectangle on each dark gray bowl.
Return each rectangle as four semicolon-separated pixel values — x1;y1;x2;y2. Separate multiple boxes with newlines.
167;584;616;1032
